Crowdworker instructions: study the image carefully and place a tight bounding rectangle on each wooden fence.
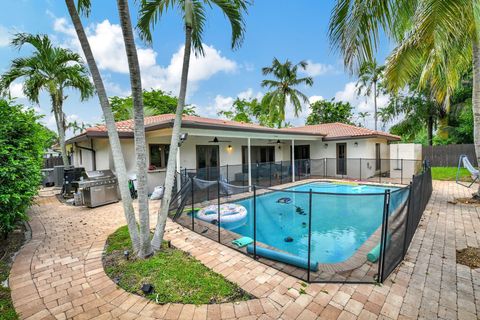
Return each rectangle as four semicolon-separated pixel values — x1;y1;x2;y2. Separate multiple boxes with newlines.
422;144;478;167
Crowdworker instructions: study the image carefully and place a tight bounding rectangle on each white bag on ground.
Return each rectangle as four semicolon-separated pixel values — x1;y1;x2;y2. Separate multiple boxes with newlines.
150;186;164;200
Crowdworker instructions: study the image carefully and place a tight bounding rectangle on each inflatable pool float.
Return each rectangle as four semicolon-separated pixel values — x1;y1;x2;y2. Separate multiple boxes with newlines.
197;204;247;230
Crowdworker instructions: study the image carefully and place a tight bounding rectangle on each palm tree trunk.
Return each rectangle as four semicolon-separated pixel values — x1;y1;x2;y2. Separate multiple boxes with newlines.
373;81;377;131
65;0;141;253
53;101;69;166
151;26;192;250
117;0;152;258
473;38;480;195
427;114;433;146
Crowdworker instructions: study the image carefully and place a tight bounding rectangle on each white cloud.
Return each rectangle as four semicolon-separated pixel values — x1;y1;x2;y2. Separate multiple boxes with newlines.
0;25;9;47
52;17;237;96
302;60;335;77
209;88;263;118
309;95;324;104
334;81;391;129
9;82;25;99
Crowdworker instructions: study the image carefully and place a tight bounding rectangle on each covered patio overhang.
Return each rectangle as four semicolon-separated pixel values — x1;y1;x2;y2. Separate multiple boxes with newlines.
146;127;322;189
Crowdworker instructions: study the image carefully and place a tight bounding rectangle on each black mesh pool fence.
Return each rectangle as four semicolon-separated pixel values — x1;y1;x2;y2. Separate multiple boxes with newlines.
170;162;432;283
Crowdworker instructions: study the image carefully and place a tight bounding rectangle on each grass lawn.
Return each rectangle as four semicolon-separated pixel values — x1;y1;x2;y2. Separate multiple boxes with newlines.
431;167;473;181
0;262;18;320
103;226;252;305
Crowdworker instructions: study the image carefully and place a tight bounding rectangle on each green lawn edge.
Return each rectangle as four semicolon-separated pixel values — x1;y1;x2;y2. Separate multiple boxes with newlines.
431;167;473;181
103;226;252;305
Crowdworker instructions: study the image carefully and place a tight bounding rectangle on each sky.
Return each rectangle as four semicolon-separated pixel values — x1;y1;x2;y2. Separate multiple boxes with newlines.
0;0;393;136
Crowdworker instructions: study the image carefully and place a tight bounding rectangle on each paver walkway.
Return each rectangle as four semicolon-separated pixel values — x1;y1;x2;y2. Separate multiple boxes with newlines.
8;181;480;319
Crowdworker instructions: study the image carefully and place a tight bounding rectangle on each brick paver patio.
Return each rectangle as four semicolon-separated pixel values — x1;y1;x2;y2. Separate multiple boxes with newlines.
8;181;480;319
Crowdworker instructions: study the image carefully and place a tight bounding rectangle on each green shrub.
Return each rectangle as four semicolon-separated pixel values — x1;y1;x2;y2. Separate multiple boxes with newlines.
0;99;48;237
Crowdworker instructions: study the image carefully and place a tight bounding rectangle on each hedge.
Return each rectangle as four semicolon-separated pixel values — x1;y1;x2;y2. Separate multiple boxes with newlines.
0;99;49;237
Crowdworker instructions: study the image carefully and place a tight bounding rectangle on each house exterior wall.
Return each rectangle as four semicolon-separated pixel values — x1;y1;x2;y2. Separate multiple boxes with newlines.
71;131;393;192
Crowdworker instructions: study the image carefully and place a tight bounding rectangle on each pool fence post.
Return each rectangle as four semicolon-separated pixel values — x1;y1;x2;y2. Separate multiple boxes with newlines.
269;162;272;187
280;161;283;185
379;158;382;183
360;158;362;181
217;179;221;243
253;185;257;260
226;164;229;184
402;181;413;258
307;189;313;282
401;159;404;184
191;177;195;231
378;189;391;283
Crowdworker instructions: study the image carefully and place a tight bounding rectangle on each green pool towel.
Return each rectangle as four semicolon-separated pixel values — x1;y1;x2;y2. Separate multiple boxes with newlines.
232;237;253;248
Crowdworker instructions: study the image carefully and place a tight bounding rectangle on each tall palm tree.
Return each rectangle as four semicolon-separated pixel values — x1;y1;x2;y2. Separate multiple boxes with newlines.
116;0;152;258
138;0;249;250
357;111;370;127
328;0;478;162
261;58;313;128
0;33;94;166
356;61;384;131
65;0;143;256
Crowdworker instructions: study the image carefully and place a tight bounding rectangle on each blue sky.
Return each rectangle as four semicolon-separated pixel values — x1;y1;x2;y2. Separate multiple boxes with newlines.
0;0;392;135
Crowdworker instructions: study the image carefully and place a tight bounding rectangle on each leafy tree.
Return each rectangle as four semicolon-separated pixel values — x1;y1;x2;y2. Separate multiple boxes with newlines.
261;58;313;127
138;0;250;251
109;89;197;121
0;100;49;237
305;99;354;125
218;97;281;128
356;60;384;130
328;0;480;191
0;33;94;166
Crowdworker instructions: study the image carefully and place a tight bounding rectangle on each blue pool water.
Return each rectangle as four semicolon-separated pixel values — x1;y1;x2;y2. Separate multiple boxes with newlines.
226;182;405;264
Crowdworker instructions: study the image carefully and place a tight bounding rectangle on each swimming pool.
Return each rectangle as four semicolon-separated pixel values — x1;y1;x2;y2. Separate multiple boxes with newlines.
225;182;407;264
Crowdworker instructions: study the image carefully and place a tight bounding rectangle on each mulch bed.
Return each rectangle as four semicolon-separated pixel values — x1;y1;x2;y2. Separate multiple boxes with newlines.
456;247;480;269
450;197;480;206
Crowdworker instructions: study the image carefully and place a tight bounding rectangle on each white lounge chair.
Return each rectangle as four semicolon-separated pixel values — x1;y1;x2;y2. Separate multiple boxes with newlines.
456;155;479;188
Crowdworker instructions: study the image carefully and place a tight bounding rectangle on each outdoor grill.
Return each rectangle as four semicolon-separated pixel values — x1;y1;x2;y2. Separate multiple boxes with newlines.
77;170;119;208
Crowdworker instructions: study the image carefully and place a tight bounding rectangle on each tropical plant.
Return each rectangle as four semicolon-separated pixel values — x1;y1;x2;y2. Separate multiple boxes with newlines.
357;111;370;127
261;58;313;127
65;0;143;257
328;0;479;182
110;89;197;121
305;99;353;125
138;0;250;250
0;100;49;238
218;97;279;127
0;33;94;166
67;120;90;134
356;60;384;130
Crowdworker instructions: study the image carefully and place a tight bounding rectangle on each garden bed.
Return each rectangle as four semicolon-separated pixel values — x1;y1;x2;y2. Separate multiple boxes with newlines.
102;226;252;305
0;222;29;320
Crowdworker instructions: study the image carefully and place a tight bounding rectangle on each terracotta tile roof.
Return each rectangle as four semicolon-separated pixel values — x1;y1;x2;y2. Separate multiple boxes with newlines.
74;115;399;141
85;114;290;134
280;122;401;141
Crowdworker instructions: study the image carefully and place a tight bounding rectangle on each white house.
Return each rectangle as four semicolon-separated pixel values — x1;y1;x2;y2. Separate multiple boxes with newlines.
66;114;401;192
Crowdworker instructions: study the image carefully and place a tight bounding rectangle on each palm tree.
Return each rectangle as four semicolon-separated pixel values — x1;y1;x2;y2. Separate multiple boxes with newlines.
328;0;478;162
0;33;94;166
357;111;370;127
116;0;152;257
65;0;143;256
356;61;384;131
138;0;249;250
261;58;313;128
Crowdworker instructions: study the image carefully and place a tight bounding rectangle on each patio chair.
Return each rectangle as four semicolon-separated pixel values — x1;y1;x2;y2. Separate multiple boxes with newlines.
456;154;479;188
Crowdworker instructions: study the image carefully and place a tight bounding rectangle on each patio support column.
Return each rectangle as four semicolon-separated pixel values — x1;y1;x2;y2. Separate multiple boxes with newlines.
248;137;252;188
292;139;295;182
